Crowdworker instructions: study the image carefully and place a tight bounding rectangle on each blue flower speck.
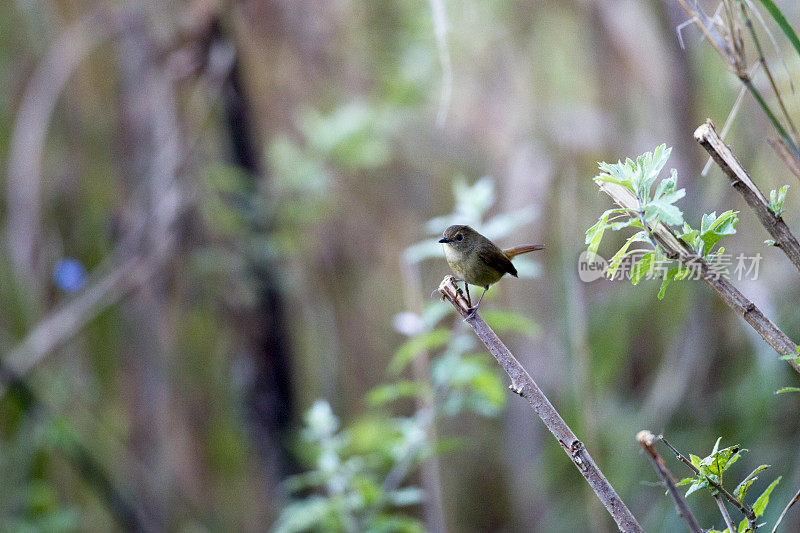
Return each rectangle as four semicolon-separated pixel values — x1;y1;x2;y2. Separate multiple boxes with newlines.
53;258;87;292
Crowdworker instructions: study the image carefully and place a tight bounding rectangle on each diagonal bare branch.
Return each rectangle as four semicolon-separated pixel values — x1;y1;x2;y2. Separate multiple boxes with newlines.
695;120;800;274
438;276;642;532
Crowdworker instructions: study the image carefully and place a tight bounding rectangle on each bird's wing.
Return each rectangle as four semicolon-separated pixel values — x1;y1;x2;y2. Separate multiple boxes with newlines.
479;245;518;278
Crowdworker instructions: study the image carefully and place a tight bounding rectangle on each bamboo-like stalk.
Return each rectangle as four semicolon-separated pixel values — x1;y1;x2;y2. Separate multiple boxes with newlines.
695;120;800;275
437;276;642;533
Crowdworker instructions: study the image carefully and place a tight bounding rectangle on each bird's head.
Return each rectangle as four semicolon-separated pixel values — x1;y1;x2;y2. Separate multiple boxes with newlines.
439;225;477;251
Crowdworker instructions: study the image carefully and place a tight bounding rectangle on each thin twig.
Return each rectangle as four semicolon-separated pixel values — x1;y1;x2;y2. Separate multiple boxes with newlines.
660;436;758;531
597;180;800;374
695;120;800;275
437;276;642;533
0;255;156;398
771;485;800;533
5;7;121;290
767;137;800;182
636;431;703;533
715;494;738;533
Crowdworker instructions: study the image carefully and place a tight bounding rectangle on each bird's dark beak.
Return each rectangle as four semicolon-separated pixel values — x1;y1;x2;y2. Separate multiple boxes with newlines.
438;237;450;243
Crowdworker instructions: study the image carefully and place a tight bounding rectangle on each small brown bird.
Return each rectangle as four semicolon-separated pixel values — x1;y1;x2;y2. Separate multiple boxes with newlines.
439;225;544;316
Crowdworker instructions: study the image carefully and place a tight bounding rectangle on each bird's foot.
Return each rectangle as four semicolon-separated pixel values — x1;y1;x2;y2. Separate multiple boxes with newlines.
463;305;478;321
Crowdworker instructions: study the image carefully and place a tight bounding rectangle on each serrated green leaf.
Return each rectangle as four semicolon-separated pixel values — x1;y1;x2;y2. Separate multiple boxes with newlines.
734;465;771;502
644;188;685;226
752;477;781;517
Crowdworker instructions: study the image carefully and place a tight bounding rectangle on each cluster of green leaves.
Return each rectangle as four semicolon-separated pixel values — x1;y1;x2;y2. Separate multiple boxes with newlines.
585;145;739;299
274;401;427;533
275;177;541;532
678;438;780;533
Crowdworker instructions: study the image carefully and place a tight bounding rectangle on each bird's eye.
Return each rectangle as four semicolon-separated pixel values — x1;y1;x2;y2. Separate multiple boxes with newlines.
456;234;463;241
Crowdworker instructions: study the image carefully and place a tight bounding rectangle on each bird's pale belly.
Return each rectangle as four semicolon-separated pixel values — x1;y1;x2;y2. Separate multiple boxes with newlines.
445;247;504;287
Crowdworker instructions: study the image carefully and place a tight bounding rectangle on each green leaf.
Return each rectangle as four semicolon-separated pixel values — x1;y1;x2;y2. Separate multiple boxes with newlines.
658;267;679;300
389;329;451;375
481;310;540;337
644;188;685;226
630;251;655;285
689;454;703;470
752;476;781;517
367;381;429;406
685;478;709;497
607;231;649;279
755;0;800;66
775;386;800;394
734;465;771;502
638;144;671;201
585;209;626;253
737;518;748;533
679;222;700;248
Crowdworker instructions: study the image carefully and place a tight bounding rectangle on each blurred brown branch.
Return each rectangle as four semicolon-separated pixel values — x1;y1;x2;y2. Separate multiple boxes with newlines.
636;431;702;533
5;7;121;292
1;255;155;396
437;275;643;533
597;181;800;374
695;120;800;274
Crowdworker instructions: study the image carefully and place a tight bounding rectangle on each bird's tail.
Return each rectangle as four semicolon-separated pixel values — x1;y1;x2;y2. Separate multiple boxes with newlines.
503;244;545;259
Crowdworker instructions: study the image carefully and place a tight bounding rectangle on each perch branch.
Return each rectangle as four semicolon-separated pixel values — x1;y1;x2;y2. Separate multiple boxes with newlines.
695;120;800;274
660;436;757;531
636;431;702;533
437;276;642;533
597;181;800;374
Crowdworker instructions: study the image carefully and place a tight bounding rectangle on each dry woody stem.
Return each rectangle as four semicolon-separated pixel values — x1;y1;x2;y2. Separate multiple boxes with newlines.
636;431;702;533
597;181;800;374
437;276;642;533
695;120;800;274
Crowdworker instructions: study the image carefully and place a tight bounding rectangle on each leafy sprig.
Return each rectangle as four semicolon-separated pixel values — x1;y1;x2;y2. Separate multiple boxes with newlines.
586;145;739;299
677;438;780;533
768;184;789;218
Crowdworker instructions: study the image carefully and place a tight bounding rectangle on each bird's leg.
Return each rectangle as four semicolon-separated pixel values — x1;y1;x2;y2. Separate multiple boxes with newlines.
464;283;472;307
465;287;488;319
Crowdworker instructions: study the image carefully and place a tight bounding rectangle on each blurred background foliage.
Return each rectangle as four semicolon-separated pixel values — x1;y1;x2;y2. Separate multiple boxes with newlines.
2;0;800;531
